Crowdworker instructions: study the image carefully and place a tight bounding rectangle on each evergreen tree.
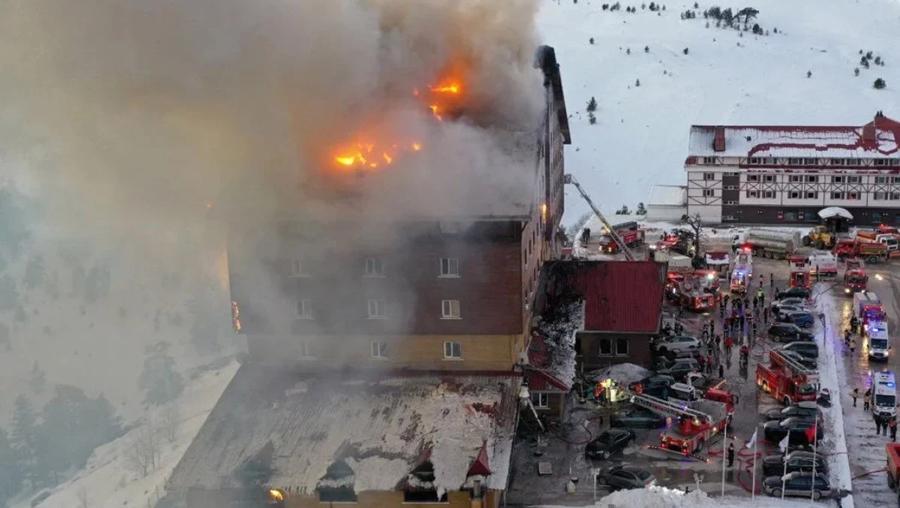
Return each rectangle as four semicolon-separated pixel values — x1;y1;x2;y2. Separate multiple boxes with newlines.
29;361;47;394
874;78;887;89
636;202;647;215
0;428;22;506
139;342;185;405
586;97;598;113
10;395;39;485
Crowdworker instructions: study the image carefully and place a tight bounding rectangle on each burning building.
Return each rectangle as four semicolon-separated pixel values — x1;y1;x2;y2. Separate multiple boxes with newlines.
167;45;570;508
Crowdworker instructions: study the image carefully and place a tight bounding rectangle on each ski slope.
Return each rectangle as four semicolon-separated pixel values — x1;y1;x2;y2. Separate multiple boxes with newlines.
538;0;900;224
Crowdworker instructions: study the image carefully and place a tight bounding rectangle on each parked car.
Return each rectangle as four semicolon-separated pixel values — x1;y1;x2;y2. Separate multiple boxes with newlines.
603;466;656;491
768;323;814;342
761;451;828;477
585;429;636;460
656;359;700;382
653;335;700;355
777;287;811;300
777;311;816;329
610;408;667;429
779;350;817;370
764;401;822;422
773;304;806;318
772;297;810;312
763;472;832;500
630;375;675;398
763;416;822;444
779;342;819;360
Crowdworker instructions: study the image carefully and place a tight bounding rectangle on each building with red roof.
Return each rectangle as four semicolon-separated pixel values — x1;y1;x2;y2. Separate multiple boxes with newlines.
685;112;900;224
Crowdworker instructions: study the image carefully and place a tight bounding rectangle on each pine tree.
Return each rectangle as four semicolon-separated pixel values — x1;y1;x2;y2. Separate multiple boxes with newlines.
10;395;39;484
586;97;598;113
139;342;185;405
636;202;647;215
0;428;23;505
874;78;887;90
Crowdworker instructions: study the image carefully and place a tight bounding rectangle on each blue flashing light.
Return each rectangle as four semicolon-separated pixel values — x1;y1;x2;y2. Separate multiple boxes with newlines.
888;382;896;388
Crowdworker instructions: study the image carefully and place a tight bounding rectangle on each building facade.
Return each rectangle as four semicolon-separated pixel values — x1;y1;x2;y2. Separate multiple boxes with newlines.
685;112;900;224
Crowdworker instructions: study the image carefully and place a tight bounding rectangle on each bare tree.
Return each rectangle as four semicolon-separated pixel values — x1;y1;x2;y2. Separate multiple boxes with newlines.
680;213;703;261
161;403;180;444
124;419;160;477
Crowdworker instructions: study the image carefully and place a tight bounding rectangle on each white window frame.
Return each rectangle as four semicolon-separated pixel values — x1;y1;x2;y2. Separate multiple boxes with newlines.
789;175;802;183
439;257;460;278
762;190;776;199
831;191;845;200
370;340;388;359
364;257;385;278
788;158;802;166
746;190;759;199
297;299;313;319
830;159;845;166
847;191;861;200
702;157;716;164
892;176;900;184
441;299;461;320
805;191;818;199
832;176;844;183
702;189;715;197
747;174;760;182
702;172;716;181
443;340;462;359
803;158;818;166
367;299;386;319
290;258;306;277
531;392;550;409
805;175;818;183
788;191;801;199
892;192;900;201
299;341;314;358
846;175;861;184
763;175;775;183
874;191;887;201
876;176;888;184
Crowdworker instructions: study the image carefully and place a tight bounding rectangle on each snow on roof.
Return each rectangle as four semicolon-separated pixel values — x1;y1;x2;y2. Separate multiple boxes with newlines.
537;485;815;508
528;300;584;391
588;362;651;385
648;185;686;206
818;206;853;220
688;113;900;159
168;365;518;497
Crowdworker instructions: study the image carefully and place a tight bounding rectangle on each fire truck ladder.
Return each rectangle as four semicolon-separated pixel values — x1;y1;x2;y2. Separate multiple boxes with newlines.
628;392;712;424
564;174;636;261
771;350;817;377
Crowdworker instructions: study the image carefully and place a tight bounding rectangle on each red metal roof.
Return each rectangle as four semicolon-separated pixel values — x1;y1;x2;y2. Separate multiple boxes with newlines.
574;261;665;333
467;442;492;477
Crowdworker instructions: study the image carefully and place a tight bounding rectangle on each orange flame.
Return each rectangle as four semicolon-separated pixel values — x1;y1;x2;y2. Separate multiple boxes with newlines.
430;82;462;94
333;140;422;171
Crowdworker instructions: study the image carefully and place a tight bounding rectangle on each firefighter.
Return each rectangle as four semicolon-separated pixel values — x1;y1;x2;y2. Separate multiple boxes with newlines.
852;387;858;407
727;442;735;467
850;337;857;355
769;273;774;288
891;417;898;442
850;315;860;333
844;329;852;345
864;389;871;411
763;306;770;324
718;363;725;380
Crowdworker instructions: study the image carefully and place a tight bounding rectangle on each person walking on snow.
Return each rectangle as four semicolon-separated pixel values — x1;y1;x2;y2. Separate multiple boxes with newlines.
852;387;858;407
891;417;898;442
718;364;725;380
864;389;871;411
850;338;857;355
727;442;735;467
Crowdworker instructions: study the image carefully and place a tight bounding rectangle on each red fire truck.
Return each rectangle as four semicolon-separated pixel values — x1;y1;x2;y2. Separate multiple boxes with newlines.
844;260;868;295
756;350;818;406
886;443;900;502
630;393;730;456
667;271;719;312
787;254;811;289
598;221;645;254
834;238;889;263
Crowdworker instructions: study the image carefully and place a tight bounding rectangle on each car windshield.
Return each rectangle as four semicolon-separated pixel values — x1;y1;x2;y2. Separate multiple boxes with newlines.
871;338;889;349
633;470;652;480
798;384;817;395
876;394;896;406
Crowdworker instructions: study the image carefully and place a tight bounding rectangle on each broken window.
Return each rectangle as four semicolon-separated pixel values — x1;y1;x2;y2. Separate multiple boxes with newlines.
439;257;460;277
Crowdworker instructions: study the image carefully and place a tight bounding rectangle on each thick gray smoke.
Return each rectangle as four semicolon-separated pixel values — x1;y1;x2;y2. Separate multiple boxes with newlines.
0;0;546;401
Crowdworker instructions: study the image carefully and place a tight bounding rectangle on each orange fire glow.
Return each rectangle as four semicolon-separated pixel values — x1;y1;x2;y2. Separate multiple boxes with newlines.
332;141;423;171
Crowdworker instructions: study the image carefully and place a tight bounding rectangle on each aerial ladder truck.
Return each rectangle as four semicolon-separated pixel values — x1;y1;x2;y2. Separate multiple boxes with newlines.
565;174;636;261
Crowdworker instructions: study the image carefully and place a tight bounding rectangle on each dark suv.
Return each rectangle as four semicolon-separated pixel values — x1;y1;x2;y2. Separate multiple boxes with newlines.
777;287;811;300
780;342;819;359
769;323;814;342
777;311;816;329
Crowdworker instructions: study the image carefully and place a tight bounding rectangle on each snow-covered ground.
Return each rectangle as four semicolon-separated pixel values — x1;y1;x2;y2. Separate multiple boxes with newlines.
538;0;900;224
537;485;817;507
10;360;239;508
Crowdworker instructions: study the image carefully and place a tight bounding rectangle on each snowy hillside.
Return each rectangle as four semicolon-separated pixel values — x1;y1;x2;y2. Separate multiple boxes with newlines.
10;360;238;508
538;0;900;224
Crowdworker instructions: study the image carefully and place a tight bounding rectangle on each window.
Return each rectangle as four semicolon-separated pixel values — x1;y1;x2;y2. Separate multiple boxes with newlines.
805;191;818;199
892;176;900;184
763;175;775;183
762;190;776;199
788;158;802;165
803;158;818;165
789;175;802;183
702;189;715;197
873;212;883;222
367;299;386;319
725;185;737;190
874;191;886;200
892;192;900;201
847;191;861;200
531;392;550;409
702;157;717;164
846;158;861;166
599;339;613;356
831;176;844;183
297;299;313;319
746;190;759;198
616;338;629;356
725;200;738;205
847;175;861;183
831;191;844;199
443;340;462;359
703;172;716;180
747;174;760;182
830;158;845;166
599;338;629;356
364;257;385;277
300;341;313;358
805;175;818;183
439;257;460;277
441;299;461;319
290;259;305;277
875;159;888;167
789;191;801;199
784;211;797;222
876;176;888;184
748;157;761;165
370;340;387;359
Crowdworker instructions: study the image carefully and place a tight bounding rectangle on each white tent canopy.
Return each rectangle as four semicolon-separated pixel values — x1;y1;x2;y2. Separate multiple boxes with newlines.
818;207;853;220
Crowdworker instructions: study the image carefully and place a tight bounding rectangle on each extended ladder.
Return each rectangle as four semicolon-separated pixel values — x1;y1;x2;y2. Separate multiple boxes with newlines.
628;392;712;423
770;350;818;379
564;174;636;261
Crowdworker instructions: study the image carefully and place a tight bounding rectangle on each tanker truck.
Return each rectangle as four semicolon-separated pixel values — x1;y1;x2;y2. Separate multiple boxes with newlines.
743;228;802;259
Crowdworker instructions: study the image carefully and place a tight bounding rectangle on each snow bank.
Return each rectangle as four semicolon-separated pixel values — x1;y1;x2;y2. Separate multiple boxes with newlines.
537;485;813;508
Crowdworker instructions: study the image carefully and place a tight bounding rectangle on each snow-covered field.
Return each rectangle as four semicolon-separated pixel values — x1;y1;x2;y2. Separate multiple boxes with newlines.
538;485;817;507
10;360;238;508
538;0;900;224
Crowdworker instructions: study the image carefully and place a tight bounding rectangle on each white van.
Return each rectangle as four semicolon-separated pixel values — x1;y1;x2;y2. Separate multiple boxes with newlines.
807;251;838;277
867;320;891;360
873;371;897;419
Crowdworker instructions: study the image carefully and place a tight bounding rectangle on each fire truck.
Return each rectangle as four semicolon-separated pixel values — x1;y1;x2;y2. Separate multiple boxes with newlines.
834;238;889;263
854;291;886;327
729;251;753;294
598;221;645;254
756;350;818;406
787;255;811;289
629;392;730;456
666;271;719;311
843;259;868;295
